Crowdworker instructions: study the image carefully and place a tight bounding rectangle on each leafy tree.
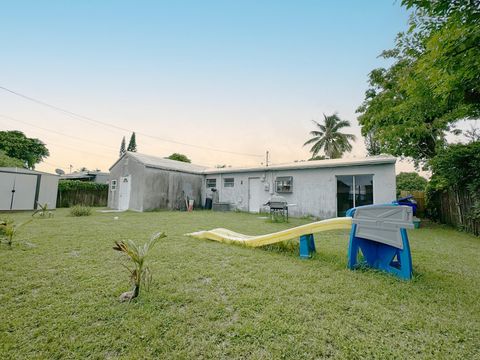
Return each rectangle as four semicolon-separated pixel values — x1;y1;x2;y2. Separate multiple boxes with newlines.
0;131;49;169
364;131;382;156
357;0;480;165
303;113;356;159
464;125;480;143
127;132;137;152
166;153;191;163
119;136;126;157
426;141;480;226
0;150;24;167
396;172;428;197
428;142;480;194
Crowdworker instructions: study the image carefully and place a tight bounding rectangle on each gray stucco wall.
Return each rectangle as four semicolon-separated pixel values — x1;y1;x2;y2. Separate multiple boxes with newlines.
108;155;146;211
202;163;396;218
108;155;204;212
142;168;203;211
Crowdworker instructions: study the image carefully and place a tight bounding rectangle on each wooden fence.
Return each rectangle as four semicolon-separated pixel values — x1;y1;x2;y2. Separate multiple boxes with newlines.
57;188;108;208
399;190;426;217
431;189;480;236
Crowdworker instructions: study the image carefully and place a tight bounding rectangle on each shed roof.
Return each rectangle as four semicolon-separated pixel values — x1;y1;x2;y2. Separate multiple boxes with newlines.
0;167;58;176
110;152;208;174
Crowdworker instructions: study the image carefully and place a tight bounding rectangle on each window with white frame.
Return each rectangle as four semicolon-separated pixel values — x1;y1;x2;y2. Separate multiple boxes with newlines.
224;178;234;187
275;176;293;193
110;179;117;191
206;178;217;188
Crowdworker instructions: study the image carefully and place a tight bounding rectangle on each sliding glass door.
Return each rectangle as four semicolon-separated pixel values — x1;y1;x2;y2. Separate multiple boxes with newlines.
336;175;373;217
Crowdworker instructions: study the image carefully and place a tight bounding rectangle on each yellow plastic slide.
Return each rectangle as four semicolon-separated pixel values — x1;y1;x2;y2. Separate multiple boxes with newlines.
186;217;353;247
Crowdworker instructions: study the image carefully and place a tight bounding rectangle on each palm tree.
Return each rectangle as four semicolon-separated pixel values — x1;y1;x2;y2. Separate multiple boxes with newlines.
113;231;166;301
303;113;356;159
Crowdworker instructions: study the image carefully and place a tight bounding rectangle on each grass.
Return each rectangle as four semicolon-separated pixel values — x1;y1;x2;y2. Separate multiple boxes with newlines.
0;209;479;359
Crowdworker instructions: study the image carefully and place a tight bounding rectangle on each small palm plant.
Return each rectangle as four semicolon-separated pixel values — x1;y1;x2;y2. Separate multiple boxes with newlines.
113;231;166;301
0;218;32;247
32;202;54;218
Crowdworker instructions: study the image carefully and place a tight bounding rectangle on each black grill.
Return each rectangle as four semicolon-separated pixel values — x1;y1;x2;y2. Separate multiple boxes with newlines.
264;196;288;220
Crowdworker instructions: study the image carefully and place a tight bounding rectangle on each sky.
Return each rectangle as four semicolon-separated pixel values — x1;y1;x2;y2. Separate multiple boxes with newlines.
0;0;424;174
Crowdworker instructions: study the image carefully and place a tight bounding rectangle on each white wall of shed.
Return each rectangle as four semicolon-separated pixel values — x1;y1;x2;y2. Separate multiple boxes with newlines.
37;175;59;209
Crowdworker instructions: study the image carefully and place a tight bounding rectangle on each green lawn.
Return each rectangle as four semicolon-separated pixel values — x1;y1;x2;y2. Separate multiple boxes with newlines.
1;209;479;359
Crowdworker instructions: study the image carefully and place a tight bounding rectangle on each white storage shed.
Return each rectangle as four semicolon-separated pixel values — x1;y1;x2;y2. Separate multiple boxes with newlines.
0;167;59;211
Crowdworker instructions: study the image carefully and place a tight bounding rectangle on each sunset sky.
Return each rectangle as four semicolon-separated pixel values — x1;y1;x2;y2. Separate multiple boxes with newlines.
0;0;432;174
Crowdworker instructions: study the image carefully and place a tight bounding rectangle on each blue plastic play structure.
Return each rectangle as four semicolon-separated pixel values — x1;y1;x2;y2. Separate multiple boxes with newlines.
299;234;316;259
346;204;414;280
298;204;414;280
394;195;418;216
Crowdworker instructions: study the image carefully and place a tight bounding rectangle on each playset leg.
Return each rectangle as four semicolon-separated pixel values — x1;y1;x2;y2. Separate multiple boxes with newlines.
299;233;316;259
348;230;412;280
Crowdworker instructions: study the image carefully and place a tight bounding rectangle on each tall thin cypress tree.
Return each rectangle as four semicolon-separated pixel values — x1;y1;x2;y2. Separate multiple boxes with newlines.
119;136;126;157
127;132;137;152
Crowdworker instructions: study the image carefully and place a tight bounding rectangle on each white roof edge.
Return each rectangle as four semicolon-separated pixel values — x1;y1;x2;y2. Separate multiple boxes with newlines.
108;153;396;176
202;156;397;175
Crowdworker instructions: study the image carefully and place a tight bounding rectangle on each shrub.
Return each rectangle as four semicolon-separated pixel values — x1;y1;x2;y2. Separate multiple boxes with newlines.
32;202;54;218
396;172;428;197
0;218;32;247
426;142;480;224
70;205;92;217
58;180;108;192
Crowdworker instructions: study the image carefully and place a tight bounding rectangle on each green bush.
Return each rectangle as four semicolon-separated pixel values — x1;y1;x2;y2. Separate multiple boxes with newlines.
70;205;92;217
396;172;427;197
59;180;108;192
426;142;480;223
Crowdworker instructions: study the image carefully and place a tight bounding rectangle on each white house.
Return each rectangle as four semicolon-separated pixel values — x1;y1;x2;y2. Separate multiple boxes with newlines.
202;156;396;218
108;152;396;218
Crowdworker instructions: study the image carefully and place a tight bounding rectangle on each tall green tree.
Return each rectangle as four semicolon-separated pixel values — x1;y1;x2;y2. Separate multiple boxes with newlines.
0;131;49;169
119;136;126;157
357;0;480;165
303;113;356;159
166;153;191;163
127;132;137;152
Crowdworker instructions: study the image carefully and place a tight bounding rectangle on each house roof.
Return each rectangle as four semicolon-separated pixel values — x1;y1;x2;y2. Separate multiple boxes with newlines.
202;156;397;174
60;171;109;180
109;152;396;176
110;152;208;174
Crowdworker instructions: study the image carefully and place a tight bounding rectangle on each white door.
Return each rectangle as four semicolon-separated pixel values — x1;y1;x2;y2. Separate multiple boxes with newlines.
248;177;266;213
0;172;37;210
118;176;131;210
